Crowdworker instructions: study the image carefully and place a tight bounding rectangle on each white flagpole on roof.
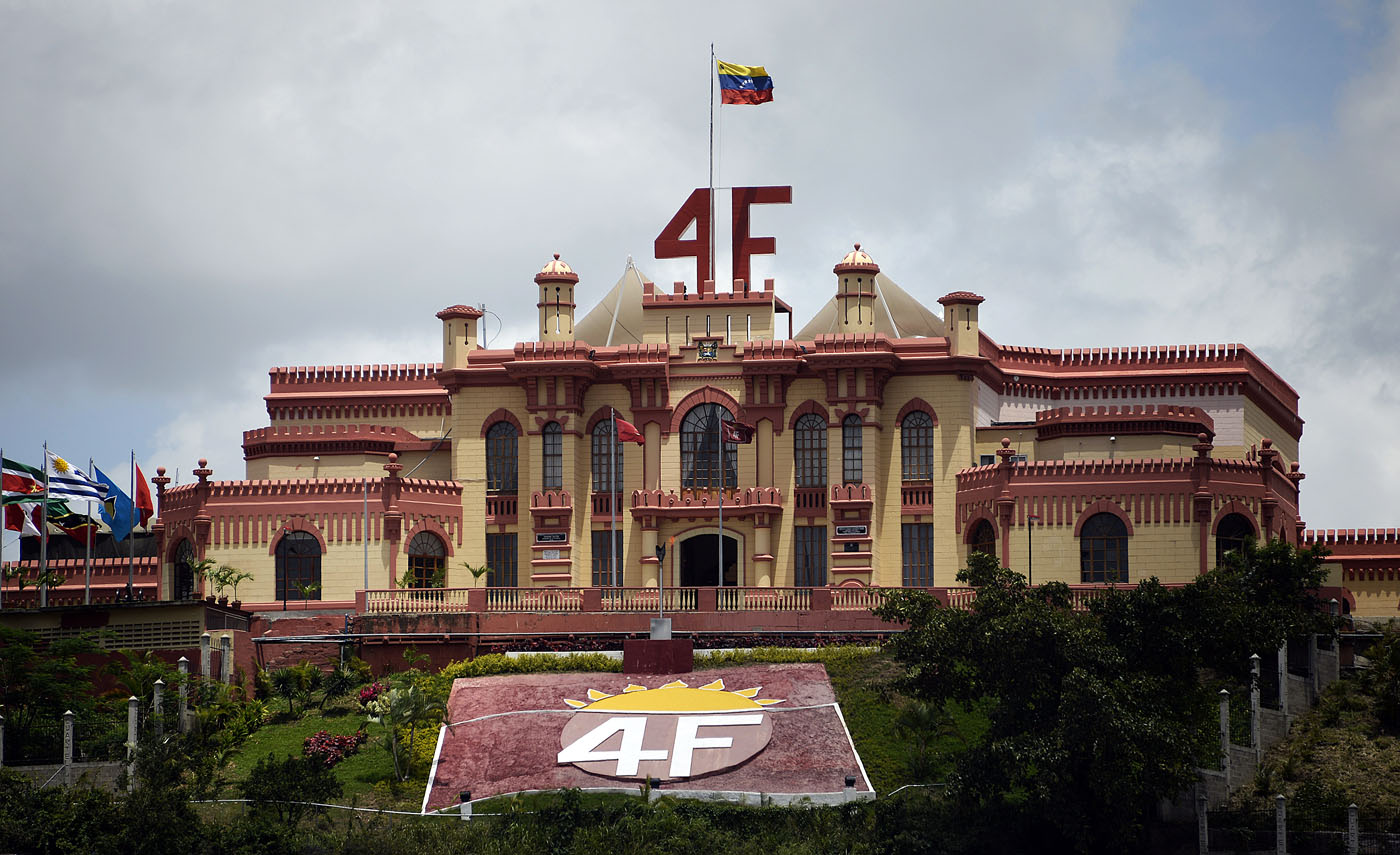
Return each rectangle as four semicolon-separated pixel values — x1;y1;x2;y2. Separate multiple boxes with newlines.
709;43;715;286
85;457;93;605
127;450;136;599
717;415;724;589
1;445;5;611
40;442;49;608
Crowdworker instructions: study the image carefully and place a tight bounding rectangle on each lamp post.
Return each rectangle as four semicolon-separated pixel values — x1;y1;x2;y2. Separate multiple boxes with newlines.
1027;514;1041;587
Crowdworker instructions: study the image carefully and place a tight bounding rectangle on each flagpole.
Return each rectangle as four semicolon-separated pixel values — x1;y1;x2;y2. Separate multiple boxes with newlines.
1;445;5;612
363;478;369;593
40;442;49;608
717;415;724;589
610;408;618;587
127;450;135;599
85;457;93;605
709;42;716;286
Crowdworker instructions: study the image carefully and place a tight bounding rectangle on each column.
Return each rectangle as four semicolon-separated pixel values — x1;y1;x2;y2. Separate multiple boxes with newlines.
177;657;189;733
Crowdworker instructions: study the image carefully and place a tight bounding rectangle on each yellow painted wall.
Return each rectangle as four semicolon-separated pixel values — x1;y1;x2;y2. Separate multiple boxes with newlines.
246;450;451;481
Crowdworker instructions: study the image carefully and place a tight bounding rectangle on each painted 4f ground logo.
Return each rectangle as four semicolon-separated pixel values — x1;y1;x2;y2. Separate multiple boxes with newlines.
557;679;782;781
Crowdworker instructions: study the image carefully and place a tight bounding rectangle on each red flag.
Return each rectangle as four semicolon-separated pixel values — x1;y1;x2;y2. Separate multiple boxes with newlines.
614;417;646;445
721;420;755;444
4;502;44;537
134;463;155;527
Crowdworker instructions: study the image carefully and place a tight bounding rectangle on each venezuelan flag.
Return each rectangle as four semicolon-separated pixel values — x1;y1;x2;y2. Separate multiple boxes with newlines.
717;61;774;105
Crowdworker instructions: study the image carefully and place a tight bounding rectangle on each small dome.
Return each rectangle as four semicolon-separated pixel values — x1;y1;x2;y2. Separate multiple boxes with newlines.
833;243;879;275
535;253;580;285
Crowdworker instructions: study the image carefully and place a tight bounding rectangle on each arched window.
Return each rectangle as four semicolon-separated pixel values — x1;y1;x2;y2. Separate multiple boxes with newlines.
969;519;996;558
485;421;518;494
1216;513;1256;567
681;403;737;489
1080;513;1128;583
542;422;563;490
174;539;197;601
842;414;863;484
901;411;935;482
275;531;322;601
794;413;828;488
406;531;446;588
591;419;623;493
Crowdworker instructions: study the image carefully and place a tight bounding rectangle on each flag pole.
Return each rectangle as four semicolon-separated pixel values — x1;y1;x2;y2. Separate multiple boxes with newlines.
40;442;49;608
610;408;618;587
1;445;5;612
127;450;135;599
85;457;93;605
717;414;724;589
362;477;369;593
709;42;716;286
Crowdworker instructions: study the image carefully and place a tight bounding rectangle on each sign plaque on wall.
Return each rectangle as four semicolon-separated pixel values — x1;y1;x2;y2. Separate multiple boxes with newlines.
541;549;562;561
535;532;567;544
835;525;868;537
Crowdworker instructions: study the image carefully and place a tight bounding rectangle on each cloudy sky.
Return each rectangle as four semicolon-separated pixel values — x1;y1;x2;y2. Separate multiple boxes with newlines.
3;1;1398;559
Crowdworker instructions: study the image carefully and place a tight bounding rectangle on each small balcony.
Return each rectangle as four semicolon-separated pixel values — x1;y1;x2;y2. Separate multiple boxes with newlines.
901;482;937;513
591;491;623;521
485;492;518;525
793;486;827;519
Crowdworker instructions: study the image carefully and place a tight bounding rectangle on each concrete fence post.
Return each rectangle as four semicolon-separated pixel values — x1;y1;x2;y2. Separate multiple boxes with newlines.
1218;689;1231;774
200;632;211;679
1250;653;1262;757
1348;803;1358;855
1197;792;1209;855
1277;642;1288;713
1275;794;1286;855
0;712;5;768
459;791;472;821
153;679;165;738
177;657;189;733
126;695;139;793
63;710;74;787
220;635;233;684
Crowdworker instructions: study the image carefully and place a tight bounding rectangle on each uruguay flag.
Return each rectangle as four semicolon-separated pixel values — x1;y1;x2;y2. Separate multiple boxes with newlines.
94;466;136;541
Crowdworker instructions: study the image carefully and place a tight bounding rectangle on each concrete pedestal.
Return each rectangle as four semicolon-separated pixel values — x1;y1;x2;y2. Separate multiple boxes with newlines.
623;638;693;675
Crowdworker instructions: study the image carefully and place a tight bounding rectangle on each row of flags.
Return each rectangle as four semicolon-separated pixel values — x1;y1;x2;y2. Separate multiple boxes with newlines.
2;452;153;544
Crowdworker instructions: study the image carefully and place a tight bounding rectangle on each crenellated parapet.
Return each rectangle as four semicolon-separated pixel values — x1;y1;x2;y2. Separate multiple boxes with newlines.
265;362;449;423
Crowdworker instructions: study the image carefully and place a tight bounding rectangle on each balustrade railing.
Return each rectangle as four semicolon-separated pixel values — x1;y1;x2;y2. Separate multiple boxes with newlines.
793;487;827;516
591;491;621;519
485;493;518;523
901;482;937;511
599;587;698;612
717;586;812;612
484;587;582;613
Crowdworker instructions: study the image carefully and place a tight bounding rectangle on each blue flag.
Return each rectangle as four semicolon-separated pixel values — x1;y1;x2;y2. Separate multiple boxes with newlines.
94;466;135;541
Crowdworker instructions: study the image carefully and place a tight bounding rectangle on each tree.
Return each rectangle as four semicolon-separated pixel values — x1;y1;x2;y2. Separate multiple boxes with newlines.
239;753;342;828
365;682;444;781
875;542;1337;854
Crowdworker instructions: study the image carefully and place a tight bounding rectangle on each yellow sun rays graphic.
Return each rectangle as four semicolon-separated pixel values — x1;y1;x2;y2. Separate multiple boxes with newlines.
52;456;71;474
564;679;783;712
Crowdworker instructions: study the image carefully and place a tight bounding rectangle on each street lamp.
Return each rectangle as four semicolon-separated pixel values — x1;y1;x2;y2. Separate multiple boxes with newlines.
1027;514;1041;587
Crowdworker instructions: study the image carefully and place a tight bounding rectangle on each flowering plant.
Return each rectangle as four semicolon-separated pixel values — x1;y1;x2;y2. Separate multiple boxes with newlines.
302;729;368;767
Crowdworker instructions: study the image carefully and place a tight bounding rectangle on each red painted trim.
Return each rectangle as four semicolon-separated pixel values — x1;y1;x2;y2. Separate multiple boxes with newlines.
268;516;328;556
1073;501;1134;537
402;518;456;557
480;408;524;438
896;398;939;426
788;400;830;430
668;386;744;433
1212;502;1259;537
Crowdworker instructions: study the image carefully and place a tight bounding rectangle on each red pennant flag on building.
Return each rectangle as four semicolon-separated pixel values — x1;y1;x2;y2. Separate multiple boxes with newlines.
134;462;155;527
614;417;646;445
721;419;756;444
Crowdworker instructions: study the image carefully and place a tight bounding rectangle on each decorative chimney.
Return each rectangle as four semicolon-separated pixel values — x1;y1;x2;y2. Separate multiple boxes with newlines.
437;304;484;369
535;253;579;342
833;244;879;333
938;291;986;357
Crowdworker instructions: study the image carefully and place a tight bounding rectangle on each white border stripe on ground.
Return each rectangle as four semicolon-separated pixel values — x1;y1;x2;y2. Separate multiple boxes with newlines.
421;723;448;815
830;700;874;794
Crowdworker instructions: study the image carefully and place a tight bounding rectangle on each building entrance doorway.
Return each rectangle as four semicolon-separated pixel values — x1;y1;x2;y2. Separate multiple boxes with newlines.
680;534;739;587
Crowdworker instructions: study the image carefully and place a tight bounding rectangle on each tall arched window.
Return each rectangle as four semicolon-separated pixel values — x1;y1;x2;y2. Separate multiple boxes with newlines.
406;531;446;588
275;531;322;601
1080;513;1128;583
485;421;518;494
542;421;563;489
842;414;863;484
591;419;623;493
1216;513;1256;567
969;519;996;558
174;539;197;601
901;411;935;481
794;413;828;488
681;403;737;489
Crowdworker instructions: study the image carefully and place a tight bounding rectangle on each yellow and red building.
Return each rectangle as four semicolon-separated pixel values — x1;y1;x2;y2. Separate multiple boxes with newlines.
129;234;1363;615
